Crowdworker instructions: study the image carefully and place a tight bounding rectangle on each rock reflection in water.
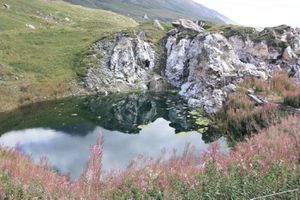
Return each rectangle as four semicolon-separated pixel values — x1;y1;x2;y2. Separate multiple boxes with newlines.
0;92;207;135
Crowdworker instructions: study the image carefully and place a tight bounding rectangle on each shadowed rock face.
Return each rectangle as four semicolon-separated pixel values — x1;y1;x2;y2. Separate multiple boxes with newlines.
164;24;300;113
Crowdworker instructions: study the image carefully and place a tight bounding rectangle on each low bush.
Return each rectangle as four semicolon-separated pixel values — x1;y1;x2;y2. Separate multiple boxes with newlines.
284;94;300;108
241;71;298;97
210;92;284;144
282;80;300;108
270;72;298;96
210;71;300;144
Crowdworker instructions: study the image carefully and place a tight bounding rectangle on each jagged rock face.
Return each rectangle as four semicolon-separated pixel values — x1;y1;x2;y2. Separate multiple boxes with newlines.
84;34;157;93
165;25;300;113
84;22;300;113
228;28;300;82
165;32;266;113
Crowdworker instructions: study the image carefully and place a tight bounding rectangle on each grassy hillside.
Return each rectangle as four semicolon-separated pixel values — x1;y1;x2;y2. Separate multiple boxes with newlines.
65;0;230;23
0;0;138;112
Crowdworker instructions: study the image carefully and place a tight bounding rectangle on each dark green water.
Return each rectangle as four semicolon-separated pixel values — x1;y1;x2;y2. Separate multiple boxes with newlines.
0;92;227;179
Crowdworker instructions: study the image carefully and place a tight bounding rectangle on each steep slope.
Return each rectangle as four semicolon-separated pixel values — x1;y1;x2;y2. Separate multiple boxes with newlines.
65;0;230;23
0;0;137;112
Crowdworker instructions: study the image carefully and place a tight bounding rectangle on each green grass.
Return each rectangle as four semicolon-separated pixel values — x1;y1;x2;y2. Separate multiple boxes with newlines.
206;24;293;49
0;0;138;112
206;24;257;38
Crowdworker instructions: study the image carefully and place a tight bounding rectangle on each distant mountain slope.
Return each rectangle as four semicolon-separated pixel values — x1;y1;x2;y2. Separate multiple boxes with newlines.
65;0;230;23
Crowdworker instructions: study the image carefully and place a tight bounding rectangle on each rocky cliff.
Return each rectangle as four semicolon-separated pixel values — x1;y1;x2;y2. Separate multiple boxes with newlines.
84;32;168;93
165;21;300;112
84;20;300;113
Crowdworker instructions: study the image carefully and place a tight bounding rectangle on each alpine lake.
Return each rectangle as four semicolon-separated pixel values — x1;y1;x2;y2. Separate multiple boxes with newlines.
0;92;228;179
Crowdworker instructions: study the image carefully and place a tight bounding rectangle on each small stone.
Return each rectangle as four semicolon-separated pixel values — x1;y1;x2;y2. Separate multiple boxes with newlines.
247;88;255;94
223;84;237;93
283;46;296;62
138;31;146;38
293;69;300;83
3;3;10;9
143;13;148;20
167;29;177;36
65;17;71;22
154;20;164;31
26;24;36;30
248;94;265;105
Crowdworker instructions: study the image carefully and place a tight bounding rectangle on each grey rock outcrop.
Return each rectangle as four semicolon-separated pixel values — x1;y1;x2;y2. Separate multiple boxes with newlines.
164;24;300;113
84;21;300;113
165;32;266;113
84;33;166;93
227;26;300;82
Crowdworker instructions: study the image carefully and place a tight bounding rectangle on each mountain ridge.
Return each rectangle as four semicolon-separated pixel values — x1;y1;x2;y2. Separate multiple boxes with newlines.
64;0;231;23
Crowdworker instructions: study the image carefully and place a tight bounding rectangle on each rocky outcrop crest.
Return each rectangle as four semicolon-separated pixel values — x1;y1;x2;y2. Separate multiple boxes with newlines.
164;21;300;112
84;20;300;113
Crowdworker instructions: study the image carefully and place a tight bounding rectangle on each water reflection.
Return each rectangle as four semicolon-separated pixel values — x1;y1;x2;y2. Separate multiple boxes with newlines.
0;118;227;180
0;92;207;135
0;92;227;179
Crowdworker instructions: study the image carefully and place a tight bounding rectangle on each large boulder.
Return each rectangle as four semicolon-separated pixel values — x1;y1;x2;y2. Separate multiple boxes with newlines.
172;19;204;33
283;46;296;62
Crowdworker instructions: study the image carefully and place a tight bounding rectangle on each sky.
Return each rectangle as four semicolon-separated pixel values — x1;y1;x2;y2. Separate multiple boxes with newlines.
193;0;300;28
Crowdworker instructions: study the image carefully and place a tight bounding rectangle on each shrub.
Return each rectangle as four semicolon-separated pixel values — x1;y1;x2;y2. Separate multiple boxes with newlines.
284;94;300;108
210;91;284;144
241;71;299;97
270;72;298;96
241;76;270;94
210;71;300;144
